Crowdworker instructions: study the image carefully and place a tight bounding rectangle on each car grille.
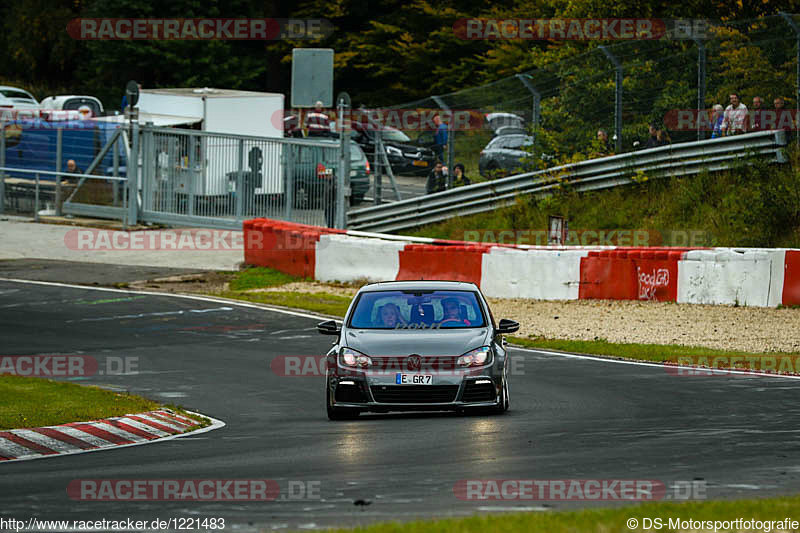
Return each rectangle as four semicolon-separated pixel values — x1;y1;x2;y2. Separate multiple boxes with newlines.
461;381;497;403
335;383;368;403
370;385;459;404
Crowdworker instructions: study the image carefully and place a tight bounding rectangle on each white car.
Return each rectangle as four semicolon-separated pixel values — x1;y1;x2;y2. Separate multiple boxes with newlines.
39;95;104;118
0;86;40;111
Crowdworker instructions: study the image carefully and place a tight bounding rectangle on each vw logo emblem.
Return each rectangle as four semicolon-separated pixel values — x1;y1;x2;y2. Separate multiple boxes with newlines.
406;354;422;371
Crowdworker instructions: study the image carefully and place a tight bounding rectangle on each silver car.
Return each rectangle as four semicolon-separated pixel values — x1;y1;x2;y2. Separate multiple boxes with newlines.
318;281;520;419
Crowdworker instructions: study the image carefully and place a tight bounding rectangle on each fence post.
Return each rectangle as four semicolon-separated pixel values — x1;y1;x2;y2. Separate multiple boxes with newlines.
34;173;40;222
284;143;294;220
188;134;196;216
516;73;541;150
235;139;244;217
336;93;351;229
0;119;5;215
599;45;623;153
780;12;800;148
127;120;139;225
55;128;62;216
432;95;454;187
694;38;706;141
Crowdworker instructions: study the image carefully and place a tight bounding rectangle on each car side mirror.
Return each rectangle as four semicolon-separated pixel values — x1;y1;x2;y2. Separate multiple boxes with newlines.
317;320;341;335
496;318;519;335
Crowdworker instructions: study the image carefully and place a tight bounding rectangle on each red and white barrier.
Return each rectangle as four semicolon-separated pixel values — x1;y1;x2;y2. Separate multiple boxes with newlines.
243;218;800;307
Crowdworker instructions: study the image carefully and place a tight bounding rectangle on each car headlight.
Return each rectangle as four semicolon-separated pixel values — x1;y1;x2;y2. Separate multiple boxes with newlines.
385;146;403;156
456;346;492;367
339;347;372;368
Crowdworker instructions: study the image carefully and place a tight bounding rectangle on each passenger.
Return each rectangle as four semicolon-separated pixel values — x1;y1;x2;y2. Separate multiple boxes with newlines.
378;303;405;328
440;298;470;326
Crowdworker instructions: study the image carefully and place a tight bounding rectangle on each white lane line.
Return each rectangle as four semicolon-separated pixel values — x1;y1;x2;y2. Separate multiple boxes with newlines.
54;426;114;448
0;278;330;320
11;430;76;453
92;422;149;443
2;278;796;383
0;437;39;459
116;418;173;438
509;346;800;381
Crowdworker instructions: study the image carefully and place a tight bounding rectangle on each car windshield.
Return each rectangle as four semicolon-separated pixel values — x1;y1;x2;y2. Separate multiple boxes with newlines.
348;290;486;329
380;129;411;143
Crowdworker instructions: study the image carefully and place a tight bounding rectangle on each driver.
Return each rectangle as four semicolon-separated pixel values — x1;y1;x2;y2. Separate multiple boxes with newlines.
378;303;405;328
440;298;470;326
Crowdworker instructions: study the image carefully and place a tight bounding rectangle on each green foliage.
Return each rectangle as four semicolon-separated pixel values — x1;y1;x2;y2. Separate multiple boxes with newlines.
407;151;800;248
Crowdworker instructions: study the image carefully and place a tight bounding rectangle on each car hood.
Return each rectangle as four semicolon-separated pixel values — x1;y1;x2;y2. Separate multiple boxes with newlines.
344;328;490;356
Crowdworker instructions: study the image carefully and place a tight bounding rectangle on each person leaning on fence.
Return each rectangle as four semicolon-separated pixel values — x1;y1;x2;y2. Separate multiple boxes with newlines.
645;122;670;148
306;101;331;137
594;129;612;156
710;104;725;138
426;160;447;194
774;97;794;132
451;163;471;187
721;92;748;135
749;96;764;132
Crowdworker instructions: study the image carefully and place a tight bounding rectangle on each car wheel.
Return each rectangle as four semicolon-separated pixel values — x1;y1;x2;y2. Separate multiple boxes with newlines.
494;377;509;414
326;383;360;420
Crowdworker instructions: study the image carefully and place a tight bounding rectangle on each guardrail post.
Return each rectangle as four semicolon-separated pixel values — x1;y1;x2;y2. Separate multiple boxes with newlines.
432;96;454;187
780;12;800;148
55;128;62;216
516;73;541;151
127;120;139;225
694;38;706;141
599;45;623;153
0;119;5;215
34;173;40;222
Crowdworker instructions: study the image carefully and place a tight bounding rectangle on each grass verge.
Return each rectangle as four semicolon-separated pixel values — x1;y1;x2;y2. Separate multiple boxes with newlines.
511;336;800;372
218;289;351;317
326;494;800;532
0;375;161;431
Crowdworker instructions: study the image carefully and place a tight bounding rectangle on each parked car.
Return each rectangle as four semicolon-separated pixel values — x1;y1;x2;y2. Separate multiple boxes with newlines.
349;122;436;176
39;95;105;118
478;134;535;177
318;280;520;419
0;86;40;112
289;138;371;208
485;112;526;136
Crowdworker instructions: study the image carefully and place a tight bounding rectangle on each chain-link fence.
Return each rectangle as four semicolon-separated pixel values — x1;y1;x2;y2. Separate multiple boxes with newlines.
380;15;800;193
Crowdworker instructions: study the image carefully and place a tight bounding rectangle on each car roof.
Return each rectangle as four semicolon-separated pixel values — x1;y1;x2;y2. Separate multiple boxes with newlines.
358;280;479;292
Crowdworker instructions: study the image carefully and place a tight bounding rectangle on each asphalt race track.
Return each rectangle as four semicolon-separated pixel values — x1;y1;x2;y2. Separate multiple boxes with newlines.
2;278;800;530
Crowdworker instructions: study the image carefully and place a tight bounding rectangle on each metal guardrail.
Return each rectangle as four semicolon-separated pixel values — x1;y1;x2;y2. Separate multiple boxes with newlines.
346;130;789;233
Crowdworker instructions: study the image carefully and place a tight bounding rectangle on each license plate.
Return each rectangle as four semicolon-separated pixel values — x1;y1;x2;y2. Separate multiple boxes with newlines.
412;160;428;167
396;374;433;385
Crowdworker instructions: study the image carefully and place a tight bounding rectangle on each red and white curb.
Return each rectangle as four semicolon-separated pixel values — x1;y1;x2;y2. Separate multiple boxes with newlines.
0;409;224;463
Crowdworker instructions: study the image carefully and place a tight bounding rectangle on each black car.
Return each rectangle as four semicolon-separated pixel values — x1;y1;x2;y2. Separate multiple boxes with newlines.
351;123;436;176
287;139;371;208
478;134;535;177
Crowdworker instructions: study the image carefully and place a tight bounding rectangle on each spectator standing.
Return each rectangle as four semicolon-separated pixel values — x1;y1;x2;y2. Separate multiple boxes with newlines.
451;163;471;187
749;96;764;131
645;122;670;148
710;104;725;138
595;129;611;155
426;161;447;194
774;97;794;132
432;114;448;162
721;92;748;135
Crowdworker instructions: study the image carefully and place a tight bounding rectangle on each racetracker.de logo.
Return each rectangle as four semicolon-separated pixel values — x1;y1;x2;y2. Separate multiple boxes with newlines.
63;229;251;251
454;479;666;501
67;480;280;501
0;355;136;377
66;18;332;40
453;19;667;40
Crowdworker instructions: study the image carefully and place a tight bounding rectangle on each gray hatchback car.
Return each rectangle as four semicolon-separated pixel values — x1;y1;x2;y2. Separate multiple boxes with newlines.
318;281;520;419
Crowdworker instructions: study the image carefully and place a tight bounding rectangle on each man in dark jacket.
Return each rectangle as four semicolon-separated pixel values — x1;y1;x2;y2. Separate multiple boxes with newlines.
452;163;471;187
426;161;447;194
